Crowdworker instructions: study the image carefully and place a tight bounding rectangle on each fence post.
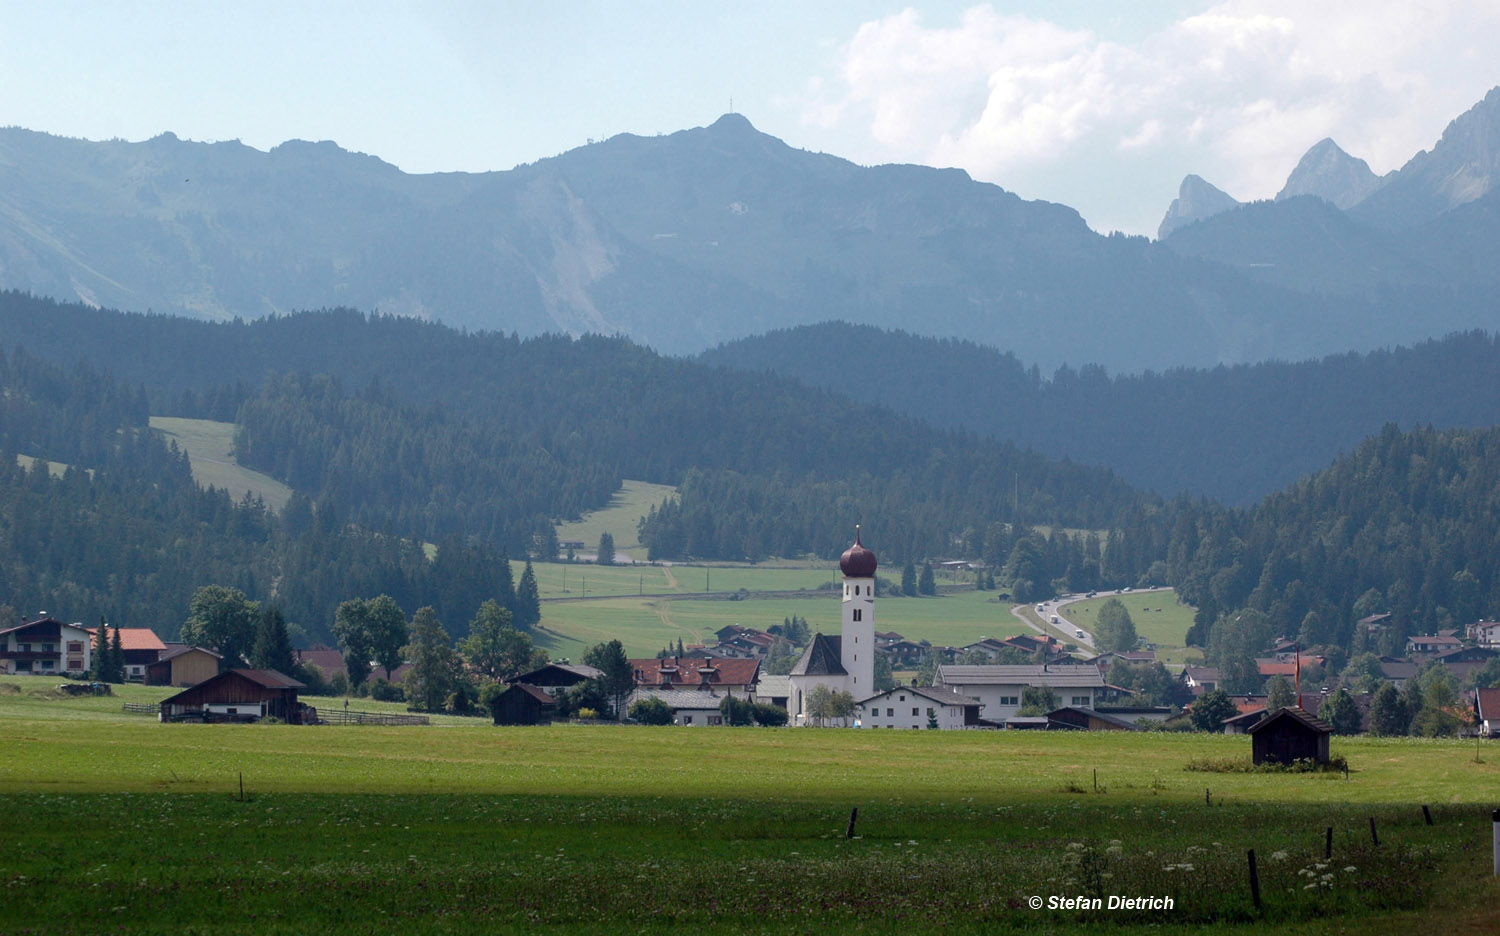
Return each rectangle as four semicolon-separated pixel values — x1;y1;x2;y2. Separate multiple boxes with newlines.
1324;826;1333;860
1423;804;1433;826
846;807;859;839
1369;817;1379;847
1492;809;1499;877
1247;849;1261;910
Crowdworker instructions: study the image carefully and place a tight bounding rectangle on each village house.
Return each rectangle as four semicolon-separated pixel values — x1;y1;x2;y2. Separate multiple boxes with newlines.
85;626;167;681
1181;666;1221;694
1406;631;1463;655
1468;621;1500;648
630;657;759;696
752;674;791;711
1475;687;1500;738
1045;705;1143;731
932;664;1105;722
510;662;603;695
1428;646;1498;685
857;685;982;730
623;687;733;725
0;616;93;675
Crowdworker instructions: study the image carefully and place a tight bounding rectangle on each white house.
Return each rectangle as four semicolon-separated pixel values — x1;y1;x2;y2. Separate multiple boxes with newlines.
786;528;877;725
858;685;982;729
0;616;93;675
624;687;731;726
1477;688;1500;738
933;664;1105;722
1470;621;1500;648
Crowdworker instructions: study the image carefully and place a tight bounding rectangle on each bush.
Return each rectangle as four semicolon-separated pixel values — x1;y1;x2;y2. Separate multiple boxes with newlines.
294;661;330;696
1185;755;1348;774
369;678;405;703
629;696;673;725
327;670;349;697
752;703;788;727
444;685;478;715
577;707;599;720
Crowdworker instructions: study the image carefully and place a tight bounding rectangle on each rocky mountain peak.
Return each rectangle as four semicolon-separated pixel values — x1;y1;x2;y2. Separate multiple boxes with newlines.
1276;138;1384;209
1157;174;1241;239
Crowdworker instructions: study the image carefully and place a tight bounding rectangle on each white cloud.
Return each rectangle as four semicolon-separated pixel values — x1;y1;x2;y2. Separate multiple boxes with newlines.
800;1;1500;233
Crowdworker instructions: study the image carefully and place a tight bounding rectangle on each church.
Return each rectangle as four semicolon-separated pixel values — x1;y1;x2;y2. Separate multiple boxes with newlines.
787;527;877;725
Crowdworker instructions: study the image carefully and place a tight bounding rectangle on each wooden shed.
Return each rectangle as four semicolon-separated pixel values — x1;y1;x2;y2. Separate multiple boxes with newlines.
159;668;305;723
146;646;221;687
1247;707;1332;765
491;683;558;726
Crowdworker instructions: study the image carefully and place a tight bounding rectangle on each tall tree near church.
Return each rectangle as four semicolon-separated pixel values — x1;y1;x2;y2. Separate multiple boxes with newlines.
515;561;541;628
918;562;936;596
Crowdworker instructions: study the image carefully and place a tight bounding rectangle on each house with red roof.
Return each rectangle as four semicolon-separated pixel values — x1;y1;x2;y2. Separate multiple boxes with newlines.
1476;688;1500;738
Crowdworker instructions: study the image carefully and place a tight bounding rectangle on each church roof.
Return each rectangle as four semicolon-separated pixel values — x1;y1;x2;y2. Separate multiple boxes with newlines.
790;634;846;676
839;527;878;578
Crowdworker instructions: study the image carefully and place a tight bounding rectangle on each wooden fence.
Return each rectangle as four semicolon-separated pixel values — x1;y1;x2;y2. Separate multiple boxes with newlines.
121;702;160;715
315;708;430;726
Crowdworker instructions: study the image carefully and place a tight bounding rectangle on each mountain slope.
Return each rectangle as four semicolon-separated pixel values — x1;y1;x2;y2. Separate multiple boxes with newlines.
1157;174;1241;238
5;115;1497;372
1275;138;1385;209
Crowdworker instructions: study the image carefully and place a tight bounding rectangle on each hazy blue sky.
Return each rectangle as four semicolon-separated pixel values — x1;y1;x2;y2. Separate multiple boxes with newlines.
3;1;1498;235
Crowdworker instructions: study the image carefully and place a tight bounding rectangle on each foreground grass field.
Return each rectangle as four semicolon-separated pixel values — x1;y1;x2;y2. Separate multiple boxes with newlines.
2;678;1497;934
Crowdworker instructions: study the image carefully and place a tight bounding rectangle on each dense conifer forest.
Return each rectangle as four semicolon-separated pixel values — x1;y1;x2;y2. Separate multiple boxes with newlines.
4;290;1500;660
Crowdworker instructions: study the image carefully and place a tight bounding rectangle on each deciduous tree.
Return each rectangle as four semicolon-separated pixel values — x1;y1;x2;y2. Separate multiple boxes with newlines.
183;585;259;670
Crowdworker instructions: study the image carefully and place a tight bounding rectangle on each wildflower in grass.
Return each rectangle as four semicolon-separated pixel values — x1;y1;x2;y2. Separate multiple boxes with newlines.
1343;866;1357;873
1270;851;1289;862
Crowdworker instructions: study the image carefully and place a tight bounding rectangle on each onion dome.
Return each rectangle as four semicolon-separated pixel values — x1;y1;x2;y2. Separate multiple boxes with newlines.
839;526;878;578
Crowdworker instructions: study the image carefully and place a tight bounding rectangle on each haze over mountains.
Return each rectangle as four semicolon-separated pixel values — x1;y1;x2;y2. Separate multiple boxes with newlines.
1158;86;1500;298
2;91;1499;372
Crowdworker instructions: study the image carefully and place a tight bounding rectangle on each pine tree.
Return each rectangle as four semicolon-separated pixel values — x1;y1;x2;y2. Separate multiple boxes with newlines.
516;561;541;628
901;560;917;597
403;607;458;713
90;616;109;681
596;532;616;566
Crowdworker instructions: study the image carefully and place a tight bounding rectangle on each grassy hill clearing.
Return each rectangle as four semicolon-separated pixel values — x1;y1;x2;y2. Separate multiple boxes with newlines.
149;416;292;512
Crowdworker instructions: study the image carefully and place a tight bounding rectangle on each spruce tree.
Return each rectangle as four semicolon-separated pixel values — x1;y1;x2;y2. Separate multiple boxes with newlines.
109;623;125;682
90;616;109;681
918;561;937;596
516;561;541;628
901;560;917;597
250;604;297;675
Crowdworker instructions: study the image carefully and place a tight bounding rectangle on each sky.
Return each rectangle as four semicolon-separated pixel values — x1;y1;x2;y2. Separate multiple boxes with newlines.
3;1;1499;235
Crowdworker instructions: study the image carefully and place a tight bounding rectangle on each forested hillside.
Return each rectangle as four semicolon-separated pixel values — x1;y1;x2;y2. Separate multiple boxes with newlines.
701;323;1500;505
0;347;534;644
0;292;1145;562
1146;424;1500;656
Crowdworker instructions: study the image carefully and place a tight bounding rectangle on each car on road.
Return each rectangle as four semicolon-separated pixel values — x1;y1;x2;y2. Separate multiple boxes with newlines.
1050;614;1060;624
1076;629;1086;639
1036;604;1045;612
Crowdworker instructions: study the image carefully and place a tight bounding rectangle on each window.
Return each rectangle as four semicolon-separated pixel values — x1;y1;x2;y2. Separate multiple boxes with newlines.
67;642;83;653
1072;696;1090;707
912;708;919;716
898;695;905;701
853;609;862;622
708;716;723;726
1000;696;1019;706
845;585;849;596
681;715;692;724
887;708;894;717
41;660;55;669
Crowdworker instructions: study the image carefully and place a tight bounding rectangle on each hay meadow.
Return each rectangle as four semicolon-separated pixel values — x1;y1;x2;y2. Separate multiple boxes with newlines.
3;676;1498;934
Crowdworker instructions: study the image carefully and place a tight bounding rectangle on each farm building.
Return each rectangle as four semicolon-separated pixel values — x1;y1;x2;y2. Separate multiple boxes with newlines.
1222;708;1268;735
933;664;1105;722
631;657;759;696
1248;707;1332;765
146;646;221;687
490;683;558;725
858;685;982;729
509;662;602;695
753;674;791;710
159;669;306;722
1045;706;1143;731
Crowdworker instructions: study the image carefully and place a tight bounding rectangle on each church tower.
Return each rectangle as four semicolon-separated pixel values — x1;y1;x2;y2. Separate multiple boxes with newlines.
839;526;877;697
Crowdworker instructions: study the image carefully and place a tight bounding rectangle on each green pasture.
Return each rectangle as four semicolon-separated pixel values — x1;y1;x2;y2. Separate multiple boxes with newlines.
553;478;676;558
529;560;836;601
3;683;1500;934
1056;589;1203;664
150;416;293;512
536;588;1041;658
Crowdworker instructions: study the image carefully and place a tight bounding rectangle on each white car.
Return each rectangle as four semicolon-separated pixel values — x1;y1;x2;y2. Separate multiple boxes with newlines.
1076;629;1086;639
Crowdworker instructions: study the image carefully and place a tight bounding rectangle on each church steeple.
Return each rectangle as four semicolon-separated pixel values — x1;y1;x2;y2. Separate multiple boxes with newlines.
840;526;876;696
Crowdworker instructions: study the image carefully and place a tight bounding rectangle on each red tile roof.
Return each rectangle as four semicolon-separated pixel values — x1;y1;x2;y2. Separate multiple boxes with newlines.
630;656;759;687
84;627;166;652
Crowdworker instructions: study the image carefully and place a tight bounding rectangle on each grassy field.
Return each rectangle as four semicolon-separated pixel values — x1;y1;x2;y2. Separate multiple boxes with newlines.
1;676;1498;934
1058;589;1204;666
553;479;676;560
529;560;836;601
150;416;293;512
536;587;1036;658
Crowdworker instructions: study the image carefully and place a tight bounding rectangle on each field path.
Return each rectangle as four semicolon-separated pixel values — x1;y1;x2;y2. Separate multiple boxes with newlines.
649;597;702;646
661;564;680;591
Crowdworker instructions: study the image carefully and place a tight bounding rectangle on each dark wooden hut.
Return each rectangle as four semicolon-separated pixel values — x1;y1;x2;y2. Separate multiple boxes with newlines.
1247;707;1332;765
491;683;557;726
159;668;305;722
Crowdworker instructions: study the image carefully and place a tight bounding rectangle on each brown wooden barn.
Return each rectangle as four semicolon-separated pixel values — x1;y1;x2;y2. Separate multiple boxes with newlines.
159;668;306;723
1247;707;1332;765
490;683;557;726
146;646;221;687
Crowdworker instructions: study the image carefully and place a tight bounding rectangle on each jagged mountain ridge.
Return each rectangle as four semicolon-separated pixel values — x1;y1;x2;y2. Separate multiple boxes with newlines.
1275;138;1385;209
1;112;1498;370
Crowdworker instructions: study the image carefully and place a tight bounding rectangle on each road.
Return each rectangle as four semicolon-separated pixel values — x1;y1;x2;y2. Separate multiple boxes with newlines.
1016;586;1175;655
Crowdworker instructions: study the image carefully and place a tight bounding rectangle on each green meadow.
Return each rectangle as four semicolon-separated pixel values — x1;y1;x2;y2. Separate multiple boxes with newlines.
536;587;1037;658
149;416;293;512
552;479;677;559
1061;589;1197;650
2;677;1498;934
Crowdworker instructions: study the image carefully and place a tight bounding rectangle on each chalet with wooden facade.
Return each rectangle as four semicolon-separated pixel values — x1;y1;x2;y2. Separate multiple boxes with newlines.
0;616;92;675
490;683;558;726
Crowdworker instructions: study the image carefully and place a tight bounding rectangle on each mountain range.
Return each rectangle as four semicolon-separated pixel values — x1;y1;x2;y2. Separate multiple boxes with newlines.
3;93;1500;373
